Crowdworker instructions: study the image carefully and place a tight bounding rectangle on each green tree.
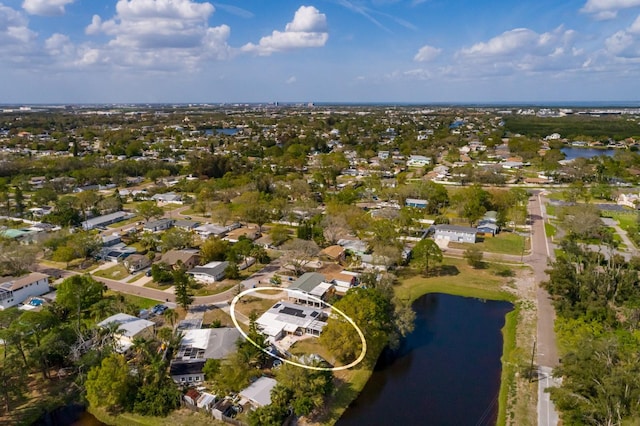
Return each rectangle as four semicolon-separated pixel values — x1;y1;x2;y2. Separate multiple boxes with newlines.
160;227;193;252
203;358;221;381
200;237;230;263
0;355;28;414
173;269;194;310
463;246;484;268
86;353;134;413
320;287;392;365
13;186;25;217
411;239;443;276
135;201;163;222
56;275;104;329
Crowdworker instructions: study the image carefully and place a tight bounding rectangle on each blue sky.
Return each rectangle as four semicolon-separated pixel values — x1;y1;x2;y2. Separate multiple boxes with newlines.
1;0;640;103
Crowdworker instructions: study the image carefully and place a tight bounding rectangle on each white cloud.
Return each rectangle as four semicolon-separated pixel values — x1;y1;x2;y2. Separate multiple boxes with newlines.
414;44;441;62
81;0;231;70
0;4;36;46
451;27;584;77
286;75;297;84
604;15;640;57
22;0;75;16
581;0;640;19
242;6;328;56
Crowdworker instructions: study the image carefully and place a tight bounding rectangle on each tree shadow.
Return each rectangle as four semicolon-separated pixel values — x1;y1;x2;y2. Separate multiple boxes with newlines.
432;265;460;277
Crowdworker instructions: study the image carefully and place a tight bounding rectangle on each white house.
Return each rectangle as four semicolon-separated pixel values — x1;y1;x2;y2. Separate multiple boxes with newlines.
406;155;431;167
151;192;183;205
97;313;155;353
240;377;278;408
432;225;477;243
617;193;640;209
0;272;50;310
188;261;229;284
256;301;328;343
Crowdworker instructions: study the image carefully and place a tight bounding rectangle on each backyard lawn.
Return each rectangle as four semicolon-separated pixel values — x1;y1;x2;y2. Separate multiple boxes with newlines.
450;232;528;255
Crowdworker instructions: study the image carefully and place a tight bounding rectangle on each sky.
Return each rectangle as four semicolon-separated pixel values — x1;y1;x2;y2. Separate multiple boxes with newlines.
1;0;640;103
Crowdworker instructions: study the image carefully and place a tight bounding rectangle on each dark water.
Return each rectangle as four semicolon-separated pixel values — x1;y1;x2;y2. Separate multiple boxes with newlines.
337;293;513;426
34;404;105;426
561;147;616;160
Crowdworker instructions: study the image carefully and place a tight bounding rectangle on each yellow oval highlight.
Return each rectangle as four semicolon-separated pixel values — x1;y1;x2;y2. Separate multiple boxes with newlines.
230;286;367;372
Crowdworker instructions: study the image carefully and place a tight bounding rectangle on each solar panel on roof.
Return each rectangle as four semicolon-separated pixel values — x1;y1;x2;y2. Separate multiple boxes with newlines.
280;306;305;317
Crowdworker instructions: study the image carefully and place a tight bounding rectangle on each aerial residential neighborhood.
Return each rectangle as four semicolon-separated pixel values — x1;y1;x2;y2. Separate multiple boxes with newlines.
1;103;640;426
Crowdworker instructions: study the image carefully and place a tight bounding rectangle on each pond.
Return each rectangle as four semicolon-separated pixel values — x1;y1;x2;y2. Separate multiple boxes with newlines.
34;404;105;426
337;293;513;426
561;147;616;160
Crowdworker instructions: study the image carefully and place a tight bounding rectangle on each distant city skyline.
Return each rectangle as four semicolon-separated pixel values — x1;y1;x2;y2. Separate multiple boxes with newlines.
1;0;640;103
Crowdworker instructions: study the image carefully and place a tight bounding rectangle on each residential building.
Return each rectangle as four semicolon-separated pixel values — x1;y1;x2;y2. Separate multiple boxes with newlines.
0;272;50;310
82;211;131;230
287;272;334;306
194;223;229;239
256;300;328;342
405;198;428;209
432;225;477;243
151;192;183;205
97;313;155;353
406;155;431;167
170;327;241;384
319;245;346;262
239;377;277;408
143;218;174;233
188;261;229;283
173;219;200;230
617;193;640;209
123;254;152;273
161;249;200;269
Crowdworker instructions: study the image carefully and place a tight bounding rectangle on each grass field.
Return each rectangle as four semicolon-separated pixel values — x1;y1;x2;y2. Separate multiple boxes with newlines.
192;281;234;296
234;296;275;318
602;210;638;231
103;291;157;309
450;232;528;256
90;407;225;426
544;222;557;238
93;265;130;280
395;257;515;303
143;280;173;290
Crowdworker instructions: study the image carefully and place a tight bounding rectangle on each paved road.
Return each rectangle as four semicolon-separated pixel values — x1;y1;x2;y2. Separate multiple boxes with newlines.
528;191;561;426
537;366;561;426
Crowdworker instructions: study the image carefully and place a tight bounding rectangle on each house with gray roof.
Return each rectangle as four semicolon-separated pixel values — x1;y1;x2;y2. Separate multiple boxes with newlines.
287;272;334;307
97;313;155;353
188;261;229;283
170;327;241;384
432;224;477;243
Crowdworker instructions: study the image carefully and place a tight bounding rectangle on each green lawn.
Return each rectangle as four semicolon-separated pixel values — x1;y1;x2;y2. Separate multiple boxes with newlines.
602;210;638;231
107;215;140;228
143;281;173;290
545;203;556;217
127;272;146;283
450;232;528;256
395;257;515;303
103;290;157;309
544;222;557;238
93;265;130;280
192;282;234;296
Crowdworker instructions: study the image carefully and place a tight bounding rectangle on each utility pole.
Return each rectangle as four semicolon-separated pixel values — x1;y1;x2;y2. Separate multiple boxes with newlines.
529;339;537;382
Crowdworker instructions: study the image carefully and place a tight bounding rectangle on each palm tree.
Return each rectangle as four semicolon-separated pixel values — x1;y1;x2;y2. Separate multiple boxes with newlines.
163;309;178;329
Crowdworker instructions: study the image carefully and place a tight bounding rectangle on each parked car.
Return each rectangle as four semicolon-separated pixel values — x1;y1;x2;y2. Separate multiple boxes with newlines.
145;269;152;277
152;304;168;315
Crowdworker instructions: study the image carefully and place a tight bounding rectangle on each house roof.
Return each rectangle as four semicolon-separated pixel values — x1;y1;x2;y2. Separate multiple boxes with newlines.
240;377;277;407
289;272;326;293
434;224;478;235
97;313;154;338
188;261;229;278
169;360;206;376
256;300;327;338
0;272;49;292
161;249;200;266
82;211;129;229
320;245;345;259
176;327;241;360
